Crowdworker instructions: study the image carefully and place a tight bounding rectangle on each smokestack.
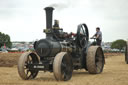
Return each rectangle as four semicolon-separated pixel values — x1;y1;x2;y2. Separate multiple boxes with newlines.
44;7;54;29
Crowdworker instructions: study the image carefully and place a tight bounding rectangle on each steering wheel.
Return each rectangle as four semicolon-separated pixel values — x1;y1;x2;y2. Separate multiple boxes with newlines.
76;24;89;48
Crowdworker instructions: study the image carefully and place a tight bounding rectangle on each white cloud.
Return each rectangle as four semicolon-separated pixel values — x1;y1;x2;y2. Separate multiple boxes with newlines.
0;0;128;42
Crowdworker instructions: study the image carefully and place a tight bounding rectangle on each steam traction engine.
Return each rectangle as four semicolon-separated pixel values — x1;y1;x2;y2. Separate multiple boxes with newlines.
17;7;105;81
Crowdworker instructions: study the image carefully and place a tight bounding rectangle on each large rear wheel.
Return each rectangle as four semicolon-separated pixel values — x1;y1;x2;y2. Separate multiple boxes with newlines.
17;52;39;80
86;46;104;74
53;52;73;81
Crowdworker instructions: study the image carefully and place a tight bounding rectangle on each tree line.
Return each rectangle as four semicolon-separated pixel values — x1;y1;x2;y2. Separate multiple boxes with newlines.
111;39;126;52
0;32;12;48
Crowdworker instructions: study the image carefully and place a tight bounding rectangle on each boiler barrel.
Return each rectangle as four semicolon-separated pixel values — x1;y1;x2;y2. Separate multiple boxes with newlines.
34;39;72;58
35;39;61;57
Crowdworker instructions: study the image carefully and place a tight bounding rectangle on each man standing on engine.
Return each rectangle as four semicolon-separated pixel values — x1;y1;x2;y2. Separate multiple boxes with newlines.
91;27;102;46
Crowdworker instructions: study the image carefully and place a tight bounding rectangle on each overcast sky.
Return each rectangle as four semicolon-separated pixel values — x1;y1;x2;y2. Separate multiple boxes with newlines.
0;0;128;42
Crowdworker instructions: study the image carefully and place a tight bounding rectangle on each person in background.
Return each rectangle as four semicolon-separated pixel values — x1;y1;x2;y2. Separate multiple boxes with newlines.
91;27;102;46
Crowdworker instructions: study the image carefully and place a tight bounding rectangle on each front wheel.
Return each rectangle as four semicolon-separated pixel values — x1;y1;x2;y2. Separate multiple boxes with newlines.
17;52;39;80
53;52;73;81
86;46;104;74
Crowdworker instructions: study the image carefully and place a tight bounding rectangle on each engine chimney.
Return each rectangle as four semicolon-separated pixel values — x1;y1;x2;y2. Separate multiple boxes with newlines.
44;7;54;30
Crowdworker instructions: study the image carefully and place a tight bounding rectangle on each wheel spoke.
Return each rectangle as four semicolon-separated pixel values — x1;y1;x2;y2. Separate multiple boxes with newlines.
26;70;30;75
61;62;66;68
64;73;68;80
24;62;28;66
96;62;101;69
24;66;28;69
96;65;101;72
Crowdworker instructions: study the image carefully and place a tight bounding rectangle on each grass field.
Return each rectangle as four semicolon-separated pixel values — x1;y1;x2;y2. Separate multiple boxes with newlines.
0;53;128;85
